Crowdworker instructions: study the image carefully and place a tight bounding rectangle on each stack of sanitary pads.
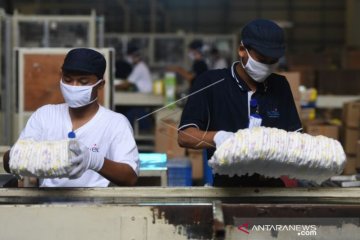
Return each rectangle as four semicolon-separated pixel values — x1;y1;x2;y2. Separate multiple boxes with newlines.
209;127;346;184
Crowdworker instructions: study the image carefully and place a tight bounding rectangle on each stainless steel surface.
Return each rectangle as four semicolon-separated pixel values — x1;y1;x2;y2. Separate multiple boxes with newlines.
0;187;360;204
0;187;359;240
213;200;225;239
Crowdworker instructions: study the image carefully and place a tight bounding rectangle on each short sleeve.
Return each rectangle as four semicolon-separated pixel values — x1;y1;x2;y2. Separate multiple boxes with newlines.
19;107;45;141
107;117;140;175
282;78;302;132
127;65;140;84
179;73;211;131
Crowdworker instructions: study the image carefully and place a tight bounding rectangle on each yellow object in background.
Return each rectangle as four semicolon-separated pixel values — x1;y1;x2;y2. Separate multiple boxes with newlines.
300;108;316;121
153;79;164;96
309;88;317;102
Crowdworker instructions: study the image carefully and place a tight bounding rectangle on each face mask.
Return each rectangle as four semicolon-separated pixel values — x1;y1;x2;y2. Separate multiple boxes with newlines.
60;79;103;108
241;48;278;83
126;56;133;64
188;52;195;61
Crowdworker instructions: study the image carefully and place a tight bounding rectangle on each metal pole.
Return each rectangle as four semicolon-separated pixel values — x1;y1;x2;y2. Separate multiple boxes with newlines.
96;16;104;48
3;16;12;144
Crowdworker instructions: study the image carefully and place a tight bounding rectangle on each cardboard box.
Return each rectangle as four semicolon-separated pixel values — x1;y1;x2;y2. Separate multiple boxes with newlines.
281;71;301;115
279;72;301;101
343;50;360;70
155;120;185;159
342;128;359;155
300;108;316;121
187;149;204;180
317;70;360;95
342;101;360;128
343;156;357;175
305;124;339;140
356;140;360;169
290;66;316;87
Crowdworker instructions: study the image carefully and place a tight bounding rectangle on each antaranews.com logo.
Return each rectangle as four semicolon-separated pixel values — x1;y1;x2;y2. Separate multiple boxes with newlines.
238;222;317;237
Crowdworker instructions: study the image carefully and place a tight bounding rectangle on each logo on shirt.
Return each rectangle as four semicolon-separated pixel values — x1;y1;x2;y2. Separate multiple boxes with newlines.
89;144;99;152
266;108;280;118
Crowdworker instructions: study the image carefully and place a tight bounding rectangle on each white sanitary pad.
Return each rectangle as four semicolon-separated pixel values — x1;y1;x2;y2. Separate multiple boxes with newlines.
209;127;346;184
9;139;75;178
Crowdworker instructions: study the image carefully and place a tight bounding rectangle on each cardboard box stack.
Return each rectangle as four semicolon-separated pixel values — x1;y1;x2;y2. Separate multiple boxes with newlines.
187;149;204;181
279;72;301;115
342;50;360;70
341;100;360;175
304;121;340;140
356;140;360;173
155;119;185;159
317;70;360;95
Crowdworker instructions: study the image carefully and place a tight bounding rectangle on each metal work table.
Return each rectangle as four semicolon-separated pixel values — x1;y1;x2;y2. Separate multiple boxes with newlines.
1;187;360;204
0;187;359;240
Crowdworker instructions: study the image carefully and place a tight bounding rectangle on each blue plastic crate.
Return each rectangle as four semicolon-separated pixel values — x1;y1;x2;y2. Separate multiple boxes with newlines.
167;158;192;186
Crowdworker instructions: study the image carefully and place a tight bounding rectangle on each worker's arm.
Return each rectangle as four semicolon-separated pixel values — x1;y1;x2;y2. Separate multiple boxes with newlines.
178;127;235;149
68;142;138;186
178;127;217;149
167;66;195;82
99;159;137;186
2;150;10;173
115;81;133;91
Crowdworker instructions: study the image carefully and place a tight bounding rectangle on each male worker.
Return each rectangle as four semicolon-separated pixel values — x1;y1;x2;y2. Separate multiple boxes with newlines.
116;43;152;93
178;19;302;187
3;48;139;187
209;47;228;70
115;43;153;130
167;39;208;87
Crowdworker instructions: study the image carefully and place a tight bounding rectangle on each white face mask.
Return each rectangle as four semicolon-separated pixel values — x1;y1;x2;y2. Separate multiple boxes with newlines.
126;56;134;64
241;48;278;83
188;51;195;61
60;79;103;108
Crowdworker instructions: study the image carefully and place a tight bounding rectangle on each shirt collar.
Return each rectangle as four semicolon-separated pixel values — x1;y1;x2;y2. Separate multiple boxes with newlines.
230;61;268;93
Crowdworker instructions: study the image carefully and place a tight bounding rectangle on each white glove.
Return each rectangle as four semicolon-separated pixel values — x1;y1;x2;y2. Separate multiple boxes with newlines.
67;141;105;179
213;131;235;148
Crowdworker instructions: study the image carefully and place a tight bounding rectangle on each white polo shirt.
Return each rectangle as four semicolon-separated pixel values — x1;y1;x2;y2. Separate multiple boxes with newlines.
128;61;152;93
19;103;139;187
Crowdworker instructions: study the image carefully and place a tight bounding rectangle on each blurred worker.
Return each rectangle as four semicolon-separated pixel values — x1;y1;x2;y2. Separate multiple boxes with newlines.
209;47;228;69
115;55;133;80
115;43;153;131
167;39;208;87
178;19;302;187
3;48;139;187
116;43;152;93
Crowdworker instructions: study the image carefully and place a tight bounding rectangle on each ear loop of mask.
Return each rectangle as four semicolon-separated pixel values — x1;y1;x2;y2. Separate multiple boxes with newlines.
89;79;104;103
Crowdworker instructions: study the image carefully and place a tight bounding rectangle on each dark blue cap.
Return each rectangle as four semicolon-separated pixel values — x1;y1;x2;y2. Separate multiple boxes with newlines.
126;42;140;55
62;48;106;79
188;39;203;51
241;19;285;59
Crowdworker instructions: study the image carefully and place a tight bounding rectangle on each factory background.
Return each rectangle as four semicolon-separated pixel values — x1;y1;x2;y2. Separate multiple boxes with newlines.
0;1;360;239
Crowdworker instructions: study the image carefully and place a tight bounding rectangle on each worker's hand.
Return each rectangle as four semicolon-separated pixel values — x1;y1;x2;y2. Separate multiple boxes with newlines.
67;141;104;179
213;131;234;148
166;65;180;72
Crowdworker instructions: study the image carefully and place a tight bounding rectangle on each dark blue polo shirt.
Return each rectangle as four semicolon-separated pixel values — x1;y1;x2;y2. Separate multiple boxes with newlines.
179;62;302;186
